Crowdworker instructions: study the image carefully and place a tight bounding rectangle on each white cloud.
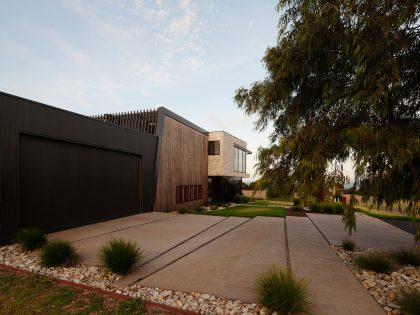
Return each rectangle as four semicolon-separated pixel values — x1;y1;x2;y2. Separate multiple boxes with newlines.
62;0;207;82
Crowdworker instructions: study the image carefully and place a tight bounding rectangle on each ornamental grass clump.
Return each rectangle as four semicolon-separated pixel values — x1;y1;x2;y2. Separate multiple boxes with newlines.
14;228;47;251
254;265;311;315
342;239;356;251
99;239;143;275
354;254;395;273
393;249;420;266
40;240;79;267
398;289;420;315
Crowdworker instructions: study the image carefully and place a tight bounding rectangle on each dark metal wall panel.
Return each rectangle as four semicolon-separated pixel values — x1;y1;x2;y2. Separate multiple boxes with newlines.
0;92;158;243
19;134;141;232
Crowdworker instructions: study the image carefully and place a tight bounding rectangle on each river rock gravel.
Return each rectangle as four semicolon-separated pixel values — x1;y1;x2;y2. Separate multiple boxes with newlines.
333;245;420;315
0;244;266;314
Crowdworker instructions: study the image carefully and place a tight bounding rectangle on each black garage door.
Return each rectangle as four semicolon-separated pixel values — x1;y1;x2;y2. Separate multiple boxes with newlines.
19;133;141;233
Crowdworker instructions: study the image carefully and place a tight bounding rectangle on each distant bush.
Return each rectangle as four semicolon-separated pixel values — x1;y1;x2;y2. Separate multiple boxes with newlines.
210;205;219;210
14;228;47;251
194;207;204;212
322;203;335;214
291;205;304;211
293;198;301;206
393;249;420;266
398;289;420;315
233;194;250;204
99;239;143;275
309;202;321;212
178;208;188;214
255;265;311;314
40;240;79;267
342;239;356;251
333;203;345;214
354;254;394;273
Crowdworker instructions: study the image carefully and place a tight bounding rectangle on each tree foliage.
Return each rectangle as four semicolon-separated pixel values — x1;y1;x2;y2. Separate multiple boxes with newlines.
235;0;420;227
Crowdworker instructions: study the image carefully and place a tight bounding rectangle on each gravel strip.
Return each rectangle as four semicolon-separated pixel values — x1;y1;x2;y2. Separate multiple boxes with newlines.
0;244;267;314
333;246;420;315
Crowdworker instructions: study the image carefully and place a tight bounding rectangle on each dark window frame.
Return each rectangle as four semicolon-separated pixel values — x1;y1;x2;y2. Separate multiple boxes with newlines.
176;184;203;204
208;140;220;155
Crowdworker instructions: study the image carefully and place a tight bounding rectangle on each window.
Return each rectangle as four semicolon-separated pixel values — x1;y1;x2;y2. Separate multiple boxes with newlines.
208;141;220;155
234;146;247;173
176;185;203;204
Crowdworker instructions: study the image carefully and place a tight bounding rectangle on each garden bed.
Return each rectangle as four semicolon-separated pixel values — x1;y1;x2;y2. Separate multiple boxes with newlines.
333;246;420;315
0;244;265;314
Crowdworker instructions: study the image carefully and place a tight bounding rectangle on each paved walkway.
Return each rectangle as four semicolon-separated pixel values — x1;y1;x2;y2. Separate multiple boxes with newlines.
49;212;402;314
139;216;287;302
307;213;414;250
287;217;383;315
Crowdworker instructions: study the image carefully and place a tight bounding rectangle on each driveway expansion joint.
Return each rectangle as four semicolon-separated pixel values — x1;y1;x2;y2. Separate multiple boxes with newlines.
125;217;253;285
72;214;180;243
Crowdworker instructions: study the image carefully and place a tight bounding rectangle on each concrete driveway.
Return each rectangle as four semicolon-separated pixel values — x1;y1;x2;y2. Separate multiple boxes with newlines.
50;212;390;315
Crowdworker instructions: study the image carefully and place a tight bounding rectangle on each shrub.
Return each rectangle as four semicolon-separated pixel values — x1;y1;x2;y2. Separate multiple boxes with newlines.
98;239;143;275
254;265;311;314
333;203;345;214
14;228;47;251
40;240;79;267
233;194;250;204
210;205;219;210
342;239;356;251
322;203;335;214
354;254;395;273
393;249;420;266
309;202;321;212
291;205;304;211
398;290;420;315
178;208;188;214
293;198;301;206
194;207;204;212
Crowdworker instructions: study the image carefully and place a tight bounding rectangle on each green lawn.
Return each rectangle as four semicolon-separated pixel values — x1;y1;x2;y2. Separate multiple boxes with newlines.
248;199;293;206
357;207;420;222
0;268;162;315
198;205;286;218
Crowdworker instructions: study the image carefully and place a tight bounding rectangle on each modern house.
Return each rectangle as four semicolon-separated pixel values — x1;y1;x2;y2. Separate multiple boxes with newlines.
208;131;251;203
0;91;250;243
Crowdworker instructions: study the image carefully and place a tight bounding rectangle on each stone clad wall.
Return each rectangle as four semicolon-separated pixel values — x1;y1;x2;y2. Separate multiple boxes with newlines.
208;131;250;178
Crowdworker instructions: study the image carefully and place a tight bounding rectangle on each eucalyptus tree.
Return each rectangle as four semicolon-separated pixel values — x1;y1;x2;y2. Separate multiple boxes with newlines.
235;0;420;239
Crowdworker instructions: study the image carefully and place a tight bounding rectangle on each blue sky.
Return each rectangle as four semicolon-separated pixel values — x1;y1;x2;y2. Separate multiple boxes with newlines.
1;0;354;180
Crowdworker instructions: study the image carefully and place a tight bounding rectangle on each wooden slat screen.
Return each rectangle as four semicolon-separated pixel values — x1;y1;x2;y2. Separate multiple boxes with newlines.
91;109;158;135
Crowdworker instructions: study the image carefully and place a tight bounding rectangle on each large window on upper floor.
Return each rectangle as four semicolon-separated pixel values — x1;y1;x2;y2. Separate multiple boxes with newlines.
234;146;247;173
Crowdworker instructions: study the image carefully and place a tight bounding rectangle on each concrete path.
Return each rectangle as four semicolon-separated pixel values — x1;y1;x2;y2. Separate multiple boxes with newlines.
138;216;287;302
48;212;405;313
48;212;177;243
287;217;383;315
117;216;249;286
307;213;414;250
52;214;225;265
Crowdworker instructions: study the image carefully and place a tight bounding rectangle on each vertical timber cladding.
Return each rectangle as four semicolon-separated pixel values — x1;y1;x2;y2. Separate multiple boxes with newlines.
155;116;208;212
0;92;158;244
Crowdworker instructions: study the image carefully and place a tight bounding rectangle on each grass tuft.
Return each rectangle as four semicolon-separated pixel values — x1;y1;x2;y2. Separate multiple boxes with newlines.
398;290;420;315
14;228;47;251
40;240;79;267
392;249;420;266
99;239;143;275
254;265;311;314
342;239;356;251
354;254;394;273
